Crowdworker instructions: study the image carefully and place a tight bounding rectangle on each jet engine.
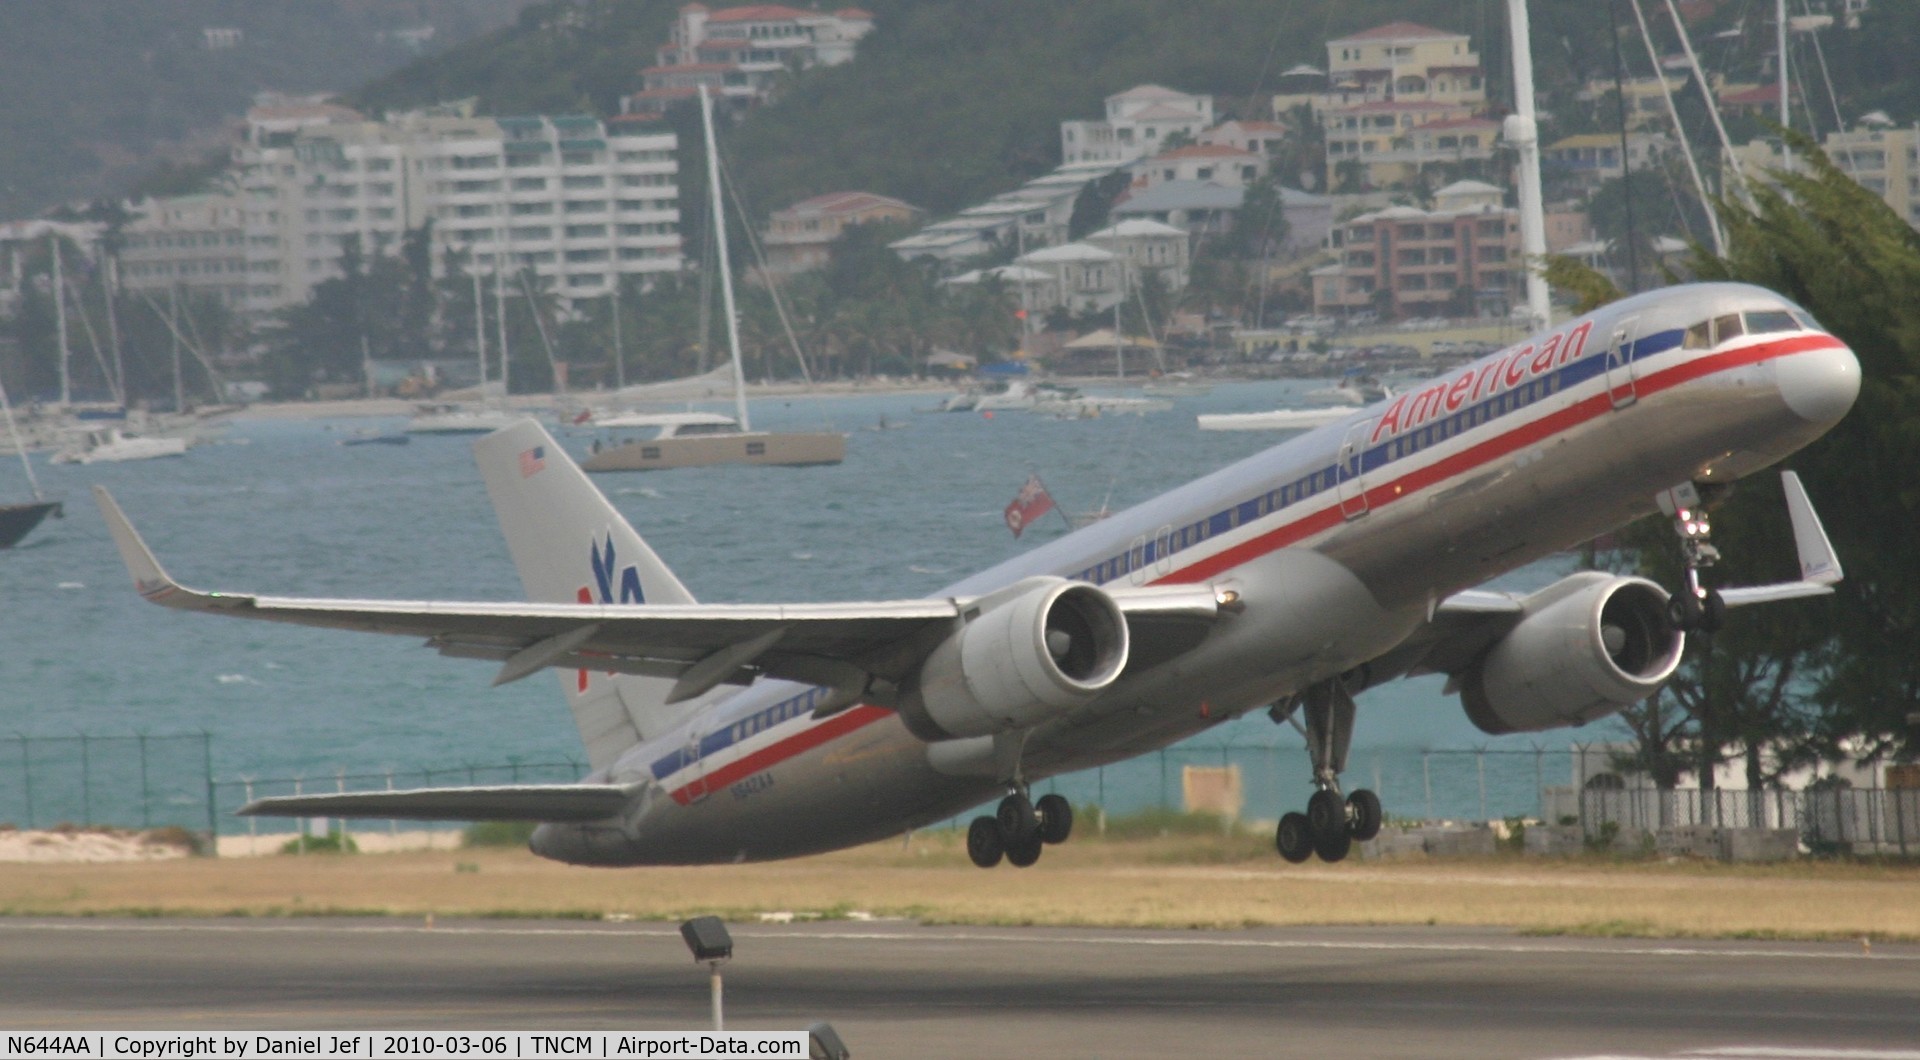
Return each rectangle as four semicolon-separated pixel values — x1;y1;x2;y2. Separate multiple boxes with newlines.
898;576;1129;741
1460;573;1682;735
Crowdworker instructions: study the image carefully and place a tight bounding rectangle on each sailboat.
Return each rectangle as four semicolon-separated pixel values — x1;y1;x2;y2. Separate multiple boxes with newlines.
580;86;845;473
0;374;60;548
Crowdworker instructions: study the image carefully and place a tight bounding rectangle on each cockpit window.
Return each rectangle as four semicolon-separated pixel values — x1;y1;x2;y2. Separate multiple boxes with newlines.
1712;314;1745;344
1790;308;1822;331
1683;321;1711;349
1745;309;1801;335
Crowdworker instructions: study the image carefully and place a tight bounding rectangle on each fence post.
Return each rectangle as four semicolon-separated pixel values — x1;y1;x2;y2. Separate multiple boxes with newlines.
1096;765;1106;834
78;733;92;825
202;732;218;853
18;735;33;830
1158;749;1168;809
1423;752;1432;821
1897;789;1909;858
388;771;397;840
138;733;151;829
1477;749;1487;823
1533;744;1544;820
244;780;256;856
336;770;349;851
295;777;306;855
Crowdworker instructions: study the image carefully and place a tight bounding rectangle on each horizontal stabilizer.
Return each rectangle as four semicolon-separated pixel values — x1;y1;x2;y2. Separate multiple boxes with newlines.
1721;470;1844;608
239;782;640;822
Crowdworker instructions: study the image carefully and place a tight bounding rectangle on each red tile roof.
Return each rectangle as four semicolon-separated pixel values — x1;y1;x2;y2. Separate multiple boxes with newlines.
1331;21;1463;43
1151;144;1259;161
707;4;813;22
782;191;918;216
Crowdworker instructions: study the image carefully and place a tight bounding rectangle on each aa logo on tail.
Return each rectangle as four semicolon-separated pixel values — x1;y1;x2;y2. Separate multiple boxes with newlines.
588;536;645;605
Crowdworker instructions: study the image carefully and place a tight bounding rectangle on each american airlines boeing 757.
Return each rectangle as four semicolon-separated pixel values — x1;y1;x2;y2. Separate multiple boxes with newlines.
98;281;1859;866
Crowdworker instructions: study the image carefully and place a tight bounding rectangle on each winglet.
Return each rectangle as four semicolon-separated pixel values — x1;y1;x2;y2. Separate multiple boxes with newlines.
92;486;195;607
1781;470;1842;586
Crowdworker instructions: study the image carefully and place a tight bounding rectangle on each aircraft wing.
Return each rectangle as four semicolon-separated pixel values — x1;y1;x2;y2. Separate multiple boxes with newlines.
95;486;1222;711
239;782;641;822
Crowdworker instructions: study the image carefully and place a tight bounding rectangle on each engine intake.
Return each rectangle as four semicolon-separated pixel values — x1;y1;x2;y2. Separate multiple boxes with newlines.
899;577;1129;741
1461;573;1683;735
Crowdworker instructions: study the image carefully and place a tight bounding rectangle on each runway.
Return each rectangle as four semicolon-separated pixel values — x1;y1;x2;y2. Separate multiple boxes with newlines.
3;917;1916;1058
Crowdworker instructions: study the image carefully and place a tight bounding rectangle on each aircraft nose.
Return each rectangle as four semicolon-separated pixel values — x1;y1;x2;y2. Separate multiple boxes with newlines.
1776;343;1861;426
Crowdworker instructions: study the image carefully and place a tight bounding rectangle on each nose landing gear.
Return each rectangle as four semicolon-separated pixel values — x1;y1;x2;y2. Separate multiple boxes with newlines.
1271;679;1383;863
1659;482;1728;634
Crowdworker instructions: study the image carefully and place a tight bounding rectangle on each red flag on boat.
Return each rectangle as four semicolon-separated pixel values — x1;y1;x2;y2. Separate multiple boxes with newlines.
1004;473;1056;538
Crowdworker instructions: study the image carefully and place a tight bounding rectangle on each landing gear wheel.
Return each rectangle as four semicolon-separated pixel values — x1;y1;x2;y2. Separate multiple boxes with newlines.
1035;794;1073;845
996;792;1037;844
1346;789;1383;842
1313;824;1353;863
1667;591;1704;632
1276;812;1314;864
1699;588;1726;634
966;816;1004;869
1307;788;1347;837
1004;833;1044;868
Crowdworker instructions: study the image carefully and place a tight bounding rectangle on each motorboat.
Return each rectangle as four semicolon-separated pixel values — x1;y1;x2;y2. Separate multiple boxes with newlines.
405;403;520;435
49;427;188;465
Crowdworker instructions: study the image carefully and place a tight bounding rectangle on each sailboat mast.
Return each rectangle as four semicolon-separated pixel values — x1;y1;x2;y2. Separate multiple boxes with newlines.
51;234;71;406
472;266;488;392
699;85;751;433
0;373;44;500
1505;0;1551;331
495;262;510;400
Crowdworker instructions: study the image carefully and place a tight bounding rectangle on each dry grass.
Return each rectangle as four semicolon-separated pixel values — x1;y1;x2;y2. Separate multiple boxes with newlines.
2;829;1917;942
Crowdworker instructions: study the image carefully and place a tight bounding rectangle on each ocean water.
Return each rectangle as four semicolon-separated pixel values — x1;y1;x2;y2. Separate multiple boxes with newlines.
0;380;1616;831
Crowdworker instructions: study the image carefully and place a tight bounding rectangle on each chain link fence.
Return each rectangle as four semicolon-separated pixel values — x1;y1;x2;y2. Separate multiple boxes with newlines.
3;732;1913;856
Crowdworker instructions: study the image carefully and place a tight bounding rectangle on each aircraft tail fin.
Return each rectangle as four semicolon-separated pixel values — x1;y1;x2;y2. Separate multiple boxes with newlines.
473;420;705;769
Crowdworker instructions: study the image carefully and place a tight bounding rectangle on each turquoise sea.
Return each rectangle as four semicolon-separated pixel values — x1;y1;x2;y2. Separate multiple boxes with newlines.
0;380;1611;832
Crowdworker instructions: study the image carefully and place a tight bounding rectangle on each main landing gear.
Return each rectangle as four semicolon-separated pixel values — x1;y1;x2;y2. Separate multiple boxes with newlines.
1660;483;1727;634
1271;679;1382;864
967;787;1073;869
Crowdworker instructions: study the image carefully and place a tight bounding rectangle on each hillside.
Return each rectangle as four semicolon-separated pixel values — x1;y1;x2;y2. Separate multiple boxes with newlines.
0;0;534;219
349;0;1628;220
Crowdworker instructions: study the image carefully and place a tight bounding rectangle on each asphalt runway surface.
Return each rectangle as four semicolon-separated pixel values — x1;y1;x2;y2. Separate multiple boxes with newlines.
3;917;1917;1059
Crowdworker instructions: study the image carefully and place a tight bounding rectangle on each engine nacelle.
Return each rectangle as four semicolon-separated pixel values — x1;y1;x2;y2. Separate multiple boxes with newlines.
1461;573;1683;735
898;576;1129;741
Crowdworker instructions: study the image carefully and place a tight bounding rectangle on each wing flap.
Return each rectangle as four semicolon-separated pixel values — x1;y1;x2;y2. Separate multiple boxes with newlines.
240;783;641;822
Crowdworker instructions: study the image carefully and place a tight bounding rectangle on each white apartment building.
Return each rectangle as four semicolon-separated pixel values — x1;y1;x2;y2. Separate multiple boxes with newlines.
220;103;681;313
1319;21;1493;190
1727;122;1920;230
627;3;875;120
1061;85;1214;166
117;191;253;308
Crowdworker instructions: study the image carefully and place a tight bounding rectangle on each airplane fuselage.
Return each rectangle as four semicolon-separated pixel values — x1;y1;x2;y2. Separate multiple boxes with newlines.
531;282;1860;865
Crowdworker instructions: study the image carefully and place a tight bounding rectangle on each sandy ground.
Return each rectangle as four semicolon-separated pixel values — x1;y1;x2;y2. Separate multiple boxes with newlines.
0;827;460;862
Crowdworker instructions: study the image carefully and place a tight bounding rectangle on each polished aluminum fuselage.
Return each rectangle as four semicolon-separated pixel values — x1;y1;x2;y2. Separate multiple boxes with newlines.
533;283;1860;865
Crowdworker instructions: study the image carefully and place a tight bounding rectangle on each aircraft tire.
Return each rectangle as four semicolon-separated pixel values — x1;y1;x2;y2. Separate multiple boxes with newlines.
1307;788;1346;837
1005;833;1044;868
1276;812;1314;864
1700;589;1727;634
1036;794;1073;844
997;792;1038;844
1667;591;1703;632
1314;824;1353;863
967;816;1005;869
1347;789;1383;841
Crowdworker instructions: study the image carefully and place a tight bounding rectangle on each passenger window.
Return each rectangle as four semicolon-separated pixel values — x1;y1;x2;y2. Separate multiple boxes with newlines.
1745;309;1799;335
1712;314;1744;344
1683;321;1711;349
